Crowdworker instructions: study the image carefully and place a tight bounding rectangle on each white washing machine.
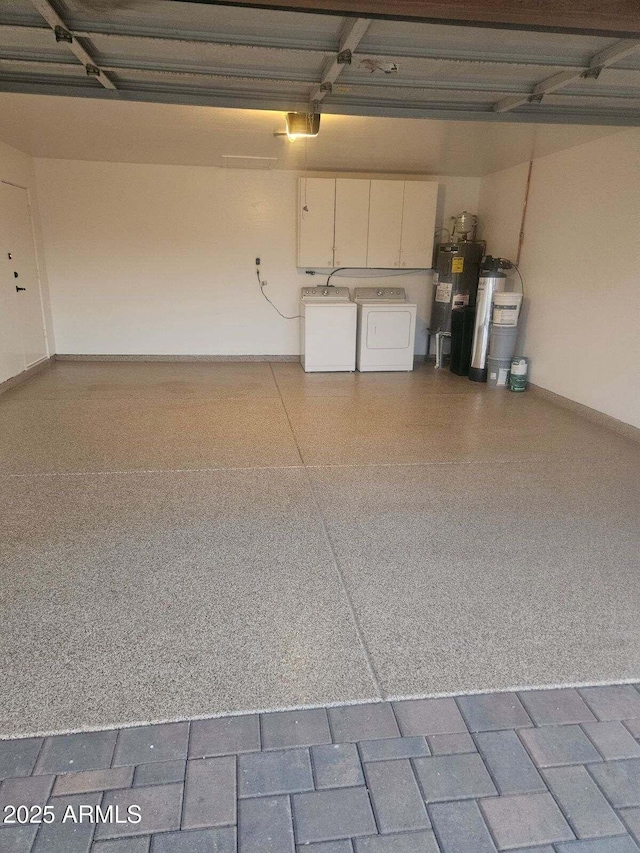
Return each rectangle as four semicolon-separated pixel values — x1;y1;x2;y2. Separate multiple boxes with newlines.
300;286;357;372
355;287;417;372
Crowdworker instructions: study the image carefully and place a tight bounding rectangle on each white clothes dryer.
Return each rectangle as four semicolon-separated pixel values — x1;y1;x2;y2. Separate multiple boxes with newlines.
354;287;417;372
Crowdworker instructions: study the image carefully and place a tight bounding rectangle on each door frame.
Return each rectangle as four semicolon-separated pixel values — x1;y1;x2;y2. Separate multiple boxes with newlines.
1;179;50;368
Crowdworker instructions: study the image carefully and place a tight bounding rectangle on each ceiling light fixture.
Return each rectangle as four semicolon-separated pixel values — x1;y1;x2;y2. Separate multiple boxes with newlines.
284;112;321;140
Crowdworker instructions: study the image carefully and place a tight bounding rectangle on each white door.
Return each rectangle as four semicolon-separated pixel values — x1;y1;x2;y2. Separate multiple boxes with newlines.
298;178;336;268
400;182;438;268
0;183;48;382
366;310;413;349
334;178;370;268
366;180;404;268
0;213;24;383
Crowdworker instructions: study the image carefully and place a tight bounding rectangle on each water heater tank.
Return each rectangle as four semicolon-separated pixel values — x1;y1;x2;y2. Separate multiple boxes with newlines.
430;241;484;335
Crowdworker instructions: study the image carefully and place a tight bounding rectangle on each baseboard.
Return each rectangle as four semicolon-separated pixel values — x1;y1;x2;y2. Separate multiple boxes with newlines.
0;356;55;397
54;354;300;363
529;383;640;444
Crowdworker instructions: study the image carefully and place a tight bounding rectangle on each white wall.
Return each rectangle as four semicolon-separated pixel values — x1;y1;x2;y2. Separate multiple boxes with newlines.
33;159;479;356
478;129;640;429
477;161;529;261
0;141;55;360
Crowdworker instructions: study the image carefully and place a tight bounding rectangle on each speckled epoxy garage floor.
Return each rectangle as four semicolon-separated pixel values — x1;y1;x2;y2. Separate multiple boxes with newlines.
1;361;639;738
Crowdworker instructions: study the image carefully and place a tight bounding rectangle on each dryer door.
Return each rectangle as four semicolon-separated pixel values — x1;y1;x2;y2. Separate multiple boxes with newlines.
366;309;412;349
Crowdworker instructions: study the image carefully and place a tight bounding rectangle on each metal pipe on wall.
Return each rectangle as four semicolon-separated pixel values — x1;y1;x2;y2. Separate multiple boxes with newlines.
516;159;534;267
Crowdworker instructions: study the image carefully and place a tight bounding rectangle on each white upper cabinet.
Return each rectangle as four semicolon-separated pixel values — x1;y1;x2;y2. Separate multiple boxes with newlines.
334;179;370;268
297;177;438;270
400;181;438;268
298;177;336;268
366;180;404;268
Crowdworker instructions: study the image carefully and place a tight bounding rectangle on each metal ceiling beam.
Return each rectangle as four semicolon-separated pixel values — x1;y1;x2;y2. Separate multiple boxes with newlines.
2;43;639;98
27;0;116;89
589;39;640;69
3;56;639;105
494;38;640;112
0;17;334;51
0;55;525;94
3;21;640;71
0;56;318;86
310;17;370;104
2;78;639;126
176;0;640;39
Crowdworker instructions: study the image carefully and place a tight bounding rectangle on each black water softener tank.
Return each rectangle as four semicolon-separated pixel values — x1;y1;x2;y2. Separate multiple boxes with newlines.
450;306;476;376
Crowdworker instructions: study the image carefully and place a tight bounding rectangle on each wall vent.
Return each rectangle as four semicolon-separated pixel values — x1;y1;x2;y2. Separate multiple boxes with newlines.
221;155;278;170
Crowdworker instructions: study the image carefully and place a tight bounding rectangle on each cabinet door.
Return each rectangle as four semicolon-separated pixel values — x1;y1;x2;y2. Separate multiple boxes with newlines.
399;181;438;268
366;180;404;268
334;178;370;268
298;178;335;268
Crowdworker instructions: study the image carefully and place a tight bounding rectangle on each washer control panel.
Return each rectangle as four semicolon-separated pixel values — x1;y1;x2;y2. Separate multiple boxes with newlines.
354;287;407;301
301;286;351;301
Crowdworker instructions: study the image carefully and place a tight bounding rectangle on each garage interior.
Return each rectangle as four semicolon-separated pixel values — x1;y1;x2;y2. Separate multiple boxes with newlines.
1;1;640;851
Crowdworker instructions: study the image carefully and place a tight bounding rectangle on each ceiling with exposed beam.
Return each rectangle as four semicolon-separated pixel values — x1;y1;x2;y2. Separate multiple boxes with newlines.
1;0;639;126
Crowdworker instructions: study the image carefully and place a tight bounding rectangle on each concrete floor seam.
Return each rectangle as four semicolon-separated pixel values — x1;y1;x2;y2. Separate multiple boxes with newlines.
0;464;309;479
304;475;387;701
268;363;305;469
270;363;385;701
1;455;587;480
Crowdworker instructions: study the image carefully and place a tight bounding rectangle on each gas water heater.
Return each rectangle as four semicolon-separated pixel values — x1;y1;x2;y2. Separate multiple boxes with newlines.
430;240;484;335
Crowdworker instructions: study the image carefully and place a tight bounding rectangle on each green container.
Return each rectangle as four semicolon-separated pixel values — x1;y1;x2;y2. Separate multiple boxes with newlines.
509;357;528;392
